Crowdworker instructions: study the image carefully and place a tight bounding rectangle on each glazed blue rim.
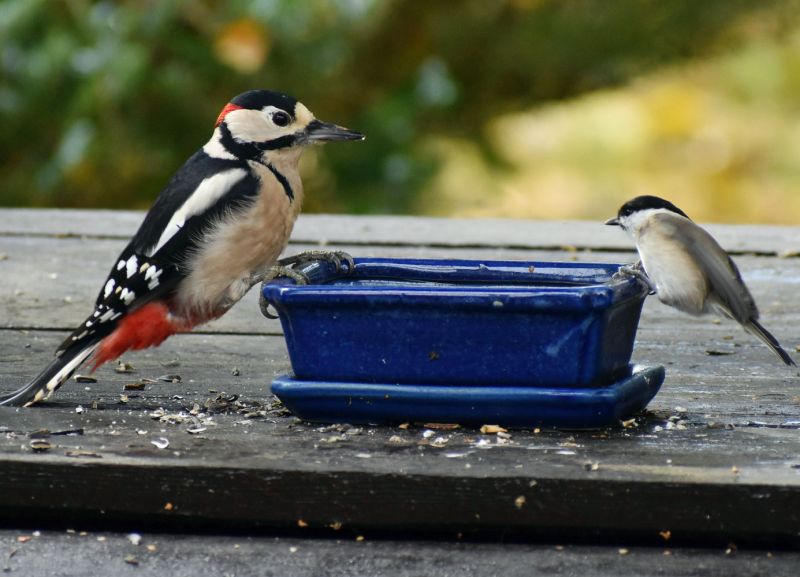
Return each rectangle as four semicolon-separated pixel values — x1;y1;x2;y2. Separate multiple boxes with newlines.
262;258;647;312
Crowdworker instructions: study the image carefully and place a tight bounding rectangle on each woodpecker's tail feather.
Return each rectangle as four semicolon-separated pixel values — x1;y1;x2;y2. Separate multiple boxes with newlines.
0;342;100;407
745;319;796;367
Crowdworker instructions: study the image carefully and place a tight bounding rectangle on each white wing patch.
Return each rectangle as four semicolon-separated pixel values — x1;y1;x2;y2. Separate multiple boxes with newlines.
125;255;138;278
147;168;247;256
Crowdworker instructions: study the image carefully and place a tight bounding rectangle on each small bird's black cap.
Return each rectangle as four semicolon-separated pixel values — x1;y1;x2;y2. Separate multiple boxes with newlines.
614;195;691;221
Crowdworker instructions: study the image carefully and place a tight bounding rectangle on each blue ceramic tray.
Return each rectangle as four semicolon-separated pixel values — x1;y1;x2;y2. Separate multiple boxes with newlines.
262;258;649;388
271;365;665;429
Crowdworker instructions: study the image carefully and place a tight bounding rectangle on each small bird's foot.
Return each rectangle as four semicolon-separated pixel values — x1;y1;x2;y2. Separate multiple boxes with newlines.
278;250;355;276
615;262;656;294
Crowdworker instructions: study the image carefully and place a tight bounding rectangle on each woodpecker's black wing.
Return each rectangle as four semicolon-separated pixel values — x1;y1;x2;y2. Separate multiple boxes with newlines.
56;150;264;355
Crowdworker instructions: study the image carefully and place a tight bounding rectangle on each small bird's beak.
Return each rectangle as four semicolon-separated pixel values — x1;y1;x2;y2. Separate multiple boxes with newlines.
605;217;620;226
305;119;364;143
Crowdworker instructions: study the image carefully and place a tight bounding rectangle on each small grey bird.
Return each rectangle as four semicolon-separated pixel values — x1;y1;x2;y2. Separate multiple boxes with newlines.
606;195;795;366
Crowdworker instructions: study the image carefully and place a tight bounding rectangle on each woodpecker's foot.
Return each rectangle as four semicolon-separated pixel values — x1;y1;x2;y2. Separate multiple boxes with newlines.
252;265;310;286
615;262;656;294
278;250;355;276
254;266;309;319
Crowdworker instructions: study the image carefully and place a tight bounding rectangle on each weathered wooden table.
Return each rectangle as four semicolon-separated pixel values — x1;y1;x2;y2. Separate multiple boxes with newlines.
1;209;799;575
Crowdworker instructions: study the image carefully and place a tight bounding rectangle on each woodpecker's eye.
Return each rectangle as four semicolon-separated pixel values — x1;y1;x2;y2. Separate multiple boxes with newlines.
272;111;291;127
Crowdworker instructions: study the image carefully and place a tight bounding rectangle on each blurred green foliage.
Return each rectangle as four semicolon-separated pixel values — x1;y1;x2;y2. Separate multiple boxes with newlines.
1;0;799;221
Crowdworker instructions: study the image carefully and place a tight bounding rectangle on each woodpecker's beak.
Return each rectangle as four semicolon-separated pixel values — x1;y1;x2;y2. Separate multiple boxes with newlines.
605;217;620;226
304;119;364;143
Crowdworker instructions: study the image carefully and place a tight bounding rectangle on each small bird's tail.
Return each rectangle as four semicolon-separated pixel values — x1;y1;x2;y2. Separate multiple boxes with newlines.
745;319;796;366
0;341;100;407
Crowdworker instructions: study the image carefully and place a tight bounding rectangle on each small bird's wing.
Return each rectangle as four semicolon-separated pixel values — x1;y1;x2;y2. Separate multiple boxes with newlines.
675;220;757;323
57;151;262;357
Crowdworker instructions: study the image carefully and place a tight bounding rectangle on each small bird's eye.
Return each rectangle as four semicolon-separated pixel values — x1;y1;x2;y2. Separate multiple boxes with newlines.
272;111;291;127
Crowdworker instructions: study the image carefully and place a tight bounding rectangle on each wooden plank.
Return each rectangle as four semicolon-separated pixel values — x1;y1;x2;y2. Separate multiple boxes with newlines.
2;329;800;544
2;208;799;255
2;531;797;577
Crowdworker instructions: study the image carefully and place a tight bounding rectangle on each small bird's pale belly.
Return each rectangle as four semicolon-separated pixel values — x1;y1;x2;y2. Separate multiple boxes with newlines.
638;238;708;315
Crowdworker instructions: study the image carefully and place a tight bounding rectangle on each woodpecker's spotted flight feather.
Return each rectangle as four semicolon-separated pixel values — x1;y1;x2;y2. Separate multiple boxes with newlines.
606;195;795;366
1;89;363;406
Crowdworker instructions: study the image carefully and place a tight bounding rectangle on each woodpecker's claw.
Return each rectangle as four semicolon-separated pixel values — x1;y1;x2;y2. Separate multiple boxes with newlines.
277;250;355;276
614;261;656;294
259;292;280;319
255;266;310;319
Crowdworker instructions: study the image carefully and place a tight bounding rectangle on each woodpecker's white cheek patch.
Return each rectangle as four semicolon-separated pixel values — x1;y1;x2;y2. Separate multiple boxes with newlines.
148;168;247;256
226;108;294;144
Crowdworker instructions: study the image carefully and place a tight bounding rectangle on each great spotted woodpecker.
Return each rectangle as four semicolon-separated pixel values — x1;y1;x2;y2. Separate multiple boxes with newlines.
1;89;363;406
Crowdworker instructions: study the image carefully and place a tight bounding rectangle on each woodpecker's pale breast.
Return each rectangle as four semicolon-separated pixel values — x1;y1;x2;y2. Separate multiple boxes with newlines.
175;151;304;317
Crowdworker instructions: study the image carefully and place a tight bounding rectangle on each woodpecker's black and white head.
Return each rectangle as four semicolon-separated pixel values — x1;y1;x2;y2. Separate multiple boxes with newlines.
205;89;363;163
605;195;691;233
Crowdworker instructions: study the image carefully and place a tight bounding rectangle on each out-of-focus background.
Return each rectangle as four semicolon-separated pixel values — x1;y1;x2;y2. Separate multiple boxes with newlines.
2;0;800;223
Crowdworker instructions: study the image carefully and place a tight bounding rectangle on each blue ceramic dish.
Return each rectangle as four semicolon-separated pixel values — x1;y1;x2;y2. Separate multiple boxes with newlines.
262;258;650;387
271;365;665;429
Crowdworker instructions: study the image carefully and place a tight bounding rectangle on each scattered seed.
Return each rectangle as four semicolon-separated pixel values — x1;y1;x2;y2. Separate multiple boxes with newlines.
297;520;308;528
29;439;52;452
15;536;31;544
127;533;142;546
124;555;139;565
161;359;181;368
186;426;207;435
514;495;526;509
480;424;507;434
151;437;169;450
329;522;342;531
64;450;102;458
355;535;365;542
158;374;182;383
231;367;240;376
618;548;629;556
423;423;460;430
146;544;157;553
115;361;135;374
124;381;147;391
398;423;410;430
74;375;97;383
659;530;672;541
163;502;174;511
